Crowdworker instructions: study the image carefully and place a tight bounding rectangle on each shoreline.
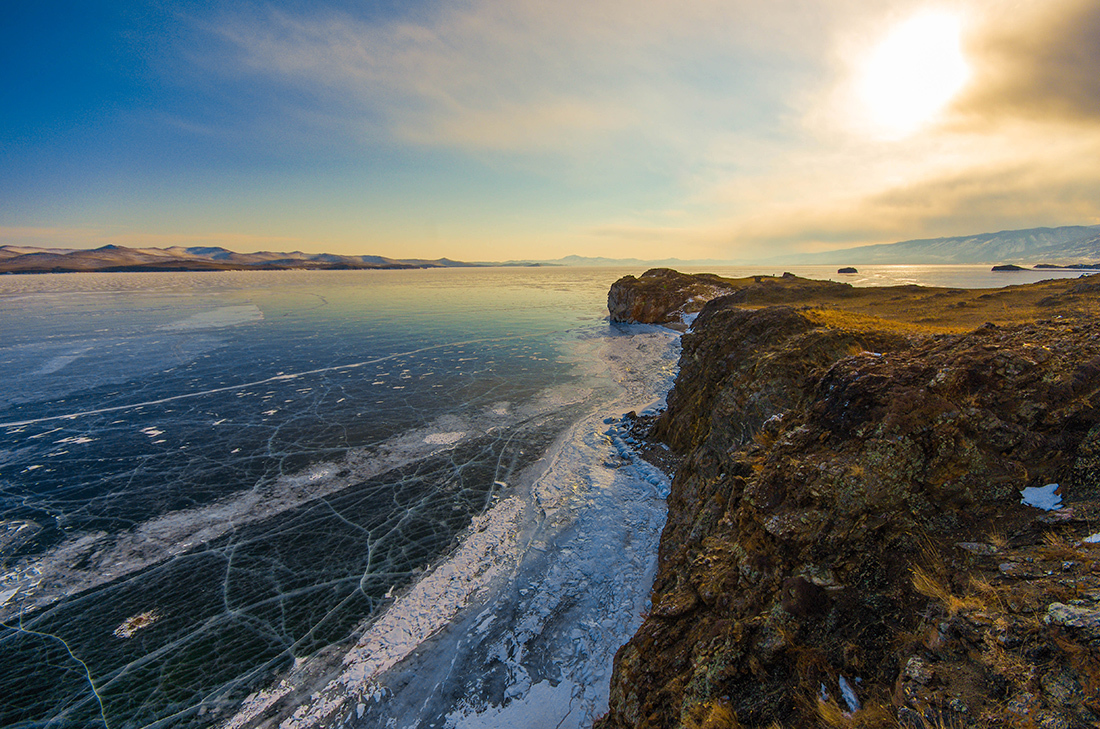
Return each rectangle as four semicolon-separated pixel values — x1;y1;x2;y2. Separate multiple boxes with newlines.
221;323;682;728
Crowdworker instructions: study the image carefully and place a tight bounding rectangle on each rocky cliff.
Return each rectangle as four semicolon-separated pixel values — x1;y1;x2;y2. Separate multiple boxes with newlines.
599;269;1100;729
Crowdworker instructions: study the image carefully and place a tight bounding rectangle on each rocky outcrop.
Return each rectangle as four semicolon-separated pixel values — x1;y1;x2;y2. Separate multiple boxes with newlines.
607;269;740;328
599;271;1100;729
607;270;871;329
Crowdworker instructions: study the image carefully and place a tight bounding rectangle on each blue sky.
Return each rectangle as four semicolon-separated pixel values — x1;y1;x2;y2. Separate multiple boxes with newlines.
3;0;1099;261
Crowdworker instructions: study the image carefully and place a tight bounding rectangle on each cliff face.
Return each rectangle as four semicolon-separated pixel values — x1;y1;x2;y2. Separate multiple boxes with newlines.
599;272;1100;729
650;302;913;454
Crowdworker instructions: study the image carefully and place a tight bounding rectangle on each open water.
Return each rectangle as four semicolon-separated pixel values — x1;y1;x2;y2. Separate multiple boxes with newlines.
0;264;1092;728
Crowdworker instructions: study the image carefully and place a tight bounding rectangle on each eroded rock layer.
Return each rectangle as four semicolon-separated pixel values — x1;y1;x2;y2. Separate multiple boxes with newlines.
599;272;1100;729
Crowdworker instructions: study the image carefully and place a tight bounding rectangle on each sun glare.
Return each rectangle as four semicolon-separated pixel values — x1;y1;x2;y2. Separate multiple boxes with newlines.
858;12;969;137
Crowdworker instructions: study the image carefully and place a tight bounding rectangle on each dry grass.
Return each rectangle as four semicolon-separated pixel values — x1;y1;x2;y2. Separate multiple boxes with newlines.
985;528;1009;550
754;428;778;449
816;699;898;728
802;308;954;337
910;566;986;616
682;700;741;729
1038;532;1084;561
980;625;1033;687
967;574;1006;612
911;713;970;729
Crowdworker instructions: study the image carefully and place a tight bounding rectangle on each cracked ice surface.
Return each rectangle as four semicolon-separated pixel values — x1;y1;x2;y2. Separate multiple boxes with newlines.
225;327;681;729
0;269;678;729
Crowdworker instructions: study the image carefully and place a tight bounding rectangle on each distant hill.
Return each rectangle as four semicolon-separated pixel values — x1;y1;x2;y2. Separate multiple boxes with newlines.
501;254;735;268
776;225;1100;265
0;245;487;274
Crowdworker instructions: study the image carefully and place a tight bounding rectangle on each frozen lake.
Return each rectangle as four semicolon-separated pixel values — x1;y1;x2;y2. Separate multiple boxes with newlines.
1;264;1091;728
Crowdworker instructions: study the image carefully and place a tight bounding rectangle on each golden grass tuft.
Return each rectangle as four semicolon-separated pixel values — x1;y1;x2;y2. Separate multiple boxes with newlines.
1038;531;1084;561
816;698;899;728
682;700;741;729
910;566;985;616
967;574;1006;612
985;528;1008;550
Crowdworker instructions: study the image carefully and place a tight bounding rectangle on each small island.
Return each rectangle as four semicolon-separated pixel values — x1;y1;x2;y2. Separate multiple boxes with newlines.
600;269;1100;729
837;266;858;274
991;263;1027;271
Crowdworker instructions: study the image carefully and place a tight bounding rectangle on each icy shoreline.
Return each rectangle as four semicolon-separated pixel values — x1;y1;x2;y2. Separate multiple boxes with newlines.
223;324;681;729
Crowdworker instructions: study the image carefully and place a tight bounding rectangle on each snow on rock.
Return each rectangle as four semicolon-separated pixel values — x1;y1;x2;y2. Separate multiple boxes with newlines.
1020;483;1063;511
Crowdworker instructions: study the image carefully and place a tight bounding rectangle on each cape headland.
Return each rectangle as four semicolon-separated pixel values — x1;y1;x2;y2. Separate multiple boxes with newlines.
600;269;1100;729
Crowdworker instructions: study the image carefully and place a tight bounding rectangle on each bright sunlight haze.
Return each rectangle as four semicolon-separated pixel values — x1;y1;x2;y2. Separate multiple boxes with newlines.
859;12;971;137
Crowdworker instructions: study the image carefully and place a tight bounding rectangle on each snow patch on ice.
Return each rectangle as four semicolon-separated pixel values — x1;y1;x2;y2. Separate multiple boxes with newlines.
31;347;93;375
425;431;466;445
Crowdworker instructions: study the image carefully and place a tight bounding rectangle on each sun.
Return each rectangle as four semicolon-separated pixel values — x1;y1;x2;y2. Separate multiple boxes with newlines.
858;11;970;137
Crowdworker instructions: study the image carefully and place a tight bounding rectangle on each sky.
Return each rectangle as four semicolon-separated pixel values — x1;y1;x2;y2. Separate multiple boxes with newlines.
2;0;1099;262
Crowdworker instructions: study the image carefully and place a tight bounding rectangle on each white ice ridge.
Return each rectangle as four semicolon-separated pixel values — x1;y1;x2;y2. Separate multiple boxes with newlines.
224;496;527;729
0;332;543;429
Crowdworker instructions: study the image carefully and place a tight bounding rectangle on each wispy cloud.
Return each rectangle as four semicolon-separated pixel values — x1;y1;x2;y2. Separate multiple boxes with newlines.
210;0;836;155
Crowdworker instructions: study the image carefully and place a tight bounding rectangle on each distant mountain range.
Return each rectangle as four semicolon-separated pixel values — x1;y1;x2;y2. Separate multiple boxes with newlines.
0;245;736;274
3;224;1099;274
768;225;1100;266
0;245;489;273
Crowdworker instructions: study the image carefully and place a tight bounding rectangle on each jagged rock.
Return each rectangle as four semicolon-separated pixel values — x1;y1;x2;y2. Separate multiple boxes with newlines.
606;268;739;328
1045;603;1100;637
902;656;934;685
